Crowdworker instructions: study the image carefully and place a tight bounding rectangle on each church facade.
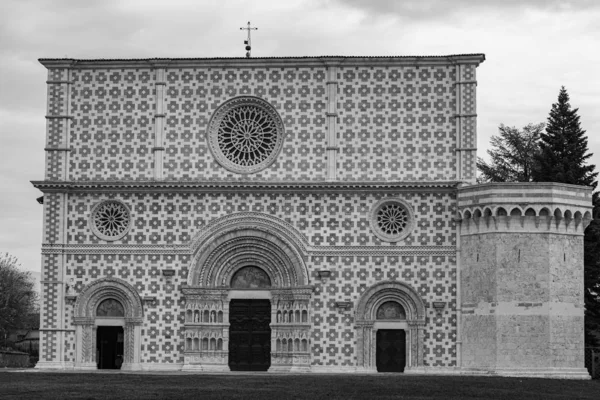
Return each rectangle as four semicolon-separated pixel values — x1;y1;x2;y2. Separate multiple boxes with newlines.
33;54;592;378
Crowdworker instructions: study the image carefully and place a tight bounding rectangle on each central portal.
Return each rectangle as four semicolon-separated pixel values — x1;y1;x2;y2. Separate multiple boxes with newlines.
228;299;271;371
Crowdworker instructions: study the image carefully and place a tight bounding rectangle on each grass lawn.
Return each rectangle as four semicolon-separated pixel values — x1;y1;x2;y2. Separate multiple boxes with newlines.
1;371;599;400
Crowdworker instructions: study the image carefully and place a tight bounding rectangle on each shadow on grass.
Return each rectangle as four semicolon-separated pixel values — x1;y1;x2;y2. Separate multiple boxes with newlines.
1;372;599;400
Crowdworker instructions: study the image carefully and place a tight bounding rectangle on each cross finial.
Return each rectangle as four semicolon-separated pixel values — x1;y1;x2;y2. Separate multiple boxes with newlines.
240;21;258;58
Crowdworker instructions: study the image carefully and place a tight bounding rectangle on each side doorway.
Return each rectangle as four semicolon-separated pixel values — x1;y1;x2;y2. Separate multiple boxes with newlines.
96;326;124;369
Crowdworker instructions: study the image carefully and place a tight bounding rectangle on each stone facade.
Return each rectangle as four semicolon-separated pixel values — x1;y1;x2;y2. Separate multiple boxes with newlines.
33;54;591;378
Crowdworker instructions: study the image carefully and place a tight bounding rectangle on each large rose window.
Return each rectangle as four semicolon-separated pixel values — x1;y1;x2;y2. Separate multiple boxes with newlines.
208;97;284;173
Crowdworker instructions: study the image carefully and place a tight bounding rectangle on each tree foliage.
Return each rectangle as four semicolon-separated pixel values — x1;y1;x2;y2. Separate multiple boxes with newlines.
477;123;544;183
533;87;599;346
0;253;38;338
584;193;600;346
533;86;598;188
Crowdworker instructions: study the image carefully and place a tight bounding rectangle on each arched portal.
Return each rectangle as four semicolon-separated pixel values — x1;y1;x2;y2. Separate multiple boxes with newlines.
183;213;312;372
73;278;143;370
355;281;426;372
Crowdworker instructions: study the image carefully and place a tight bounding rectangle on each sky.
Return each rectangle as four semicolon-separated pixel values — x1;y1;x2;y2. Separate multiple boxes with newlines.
1;0;600;286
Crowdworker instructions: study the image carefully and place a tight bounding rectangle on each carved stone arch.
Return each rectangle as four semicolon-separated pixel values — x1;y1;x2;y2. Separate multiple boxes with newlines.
188;213;309;287
356;281;426;322
355;281;426;372
75;277;143;320
495;207;508;217
73;278;143;371
509;207;523;217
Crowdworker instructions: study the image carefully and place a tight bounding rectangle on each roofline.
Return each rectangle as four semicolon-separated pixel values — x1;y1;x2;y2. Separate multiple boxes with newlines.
38;54;485;69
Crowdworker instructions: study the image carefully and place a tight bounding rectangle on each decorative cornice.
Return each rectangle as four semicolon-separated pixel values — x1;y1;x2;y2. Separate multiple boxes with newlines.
31;180;461;194
38;54;486;70
41;243;456;256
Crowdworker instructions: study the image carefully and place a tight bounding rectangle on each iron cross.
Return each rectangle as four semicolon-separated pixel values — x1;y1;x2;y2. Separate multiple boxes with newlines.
240;21;258;58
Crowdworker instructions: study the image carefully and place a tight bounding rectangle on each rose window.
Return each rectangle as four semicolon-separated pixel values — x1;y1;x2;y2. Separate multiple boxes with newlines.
377;203;409;235
89;200;132;241
369;198;414;242
208;97;284;173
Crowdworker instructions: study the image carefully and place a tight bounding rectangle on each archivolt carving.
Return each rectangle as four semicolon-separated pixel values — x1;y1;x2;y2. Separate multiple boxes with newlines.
355;281;426;323
73;277;143;321
189;213;309;287
190;212;309;254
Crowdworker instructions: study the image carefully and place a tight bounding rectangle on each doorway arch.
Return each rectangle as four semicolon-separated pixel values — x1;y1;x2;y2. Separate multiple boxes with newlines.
73;277;143;370
355;281;426;372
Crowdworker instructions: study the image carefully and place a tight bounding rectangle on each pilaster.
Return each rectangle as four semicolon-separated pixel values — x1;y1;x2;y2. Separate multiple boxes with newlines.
324;62;340;181
454;64;478;183
151;63;168;180
44;62;74;181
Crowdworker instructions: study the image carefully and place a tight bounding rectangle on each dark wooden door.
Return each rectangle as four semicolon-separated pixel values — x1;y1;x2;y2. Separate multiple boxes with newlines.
228;299;271;371
96;326;124;369
376;329;406;372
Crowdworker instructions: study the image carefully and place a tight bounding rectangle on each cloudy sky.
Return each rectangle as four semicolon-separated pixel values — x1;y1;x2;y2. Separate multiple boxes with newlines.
1;0;599;284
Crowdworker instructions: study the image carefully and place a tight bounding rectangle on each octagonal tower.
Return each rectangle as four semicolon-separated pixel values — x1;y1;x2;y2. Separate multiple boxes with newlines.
457;182;592;379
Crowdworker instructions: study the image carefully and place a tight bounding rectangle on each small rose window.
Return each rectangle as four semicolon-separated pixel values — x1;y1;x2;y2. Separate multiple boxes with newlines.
89;200;132;241
369;198;414;242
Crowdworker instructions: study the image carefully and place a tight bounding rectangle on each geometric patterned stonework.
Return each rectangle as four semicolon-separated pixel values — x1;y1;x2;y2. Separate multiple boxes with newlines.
34;54;485;374
34;54;593;378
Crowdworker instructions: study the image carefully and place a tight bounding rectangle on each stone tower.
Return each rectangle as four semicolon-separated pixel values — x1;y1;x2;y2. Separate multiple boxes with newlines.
458;183;592;378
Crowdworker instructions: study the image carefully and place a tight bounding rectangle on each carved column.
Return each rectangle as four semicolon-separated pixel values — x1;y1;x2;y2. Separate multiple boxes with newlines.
406;320;426;370
121;319;142;371
73;319;97;370
355;321;375;372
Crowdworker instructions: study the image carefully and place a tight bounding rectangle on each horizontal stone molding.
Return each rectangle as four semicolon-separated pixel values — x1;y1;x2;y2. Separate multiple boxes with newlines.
461;301;584;316
40;243;456;256
31;180;461;194
45;115;73;119
458;182;593;209
44;147;71;152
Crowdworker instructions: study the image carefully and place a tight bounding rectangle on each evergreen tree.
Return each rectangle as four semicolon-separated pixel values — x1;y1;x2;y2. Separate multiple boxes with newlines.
584;193;600;346
533;86;598;187
533;87;599;346
477;123;543;182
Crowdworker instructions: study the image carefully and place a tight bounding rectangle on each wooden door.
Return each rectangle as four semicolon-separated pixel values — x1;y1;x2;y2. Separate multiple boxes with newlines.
96;326;124;369
228;299;271;371
376;329;406;372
